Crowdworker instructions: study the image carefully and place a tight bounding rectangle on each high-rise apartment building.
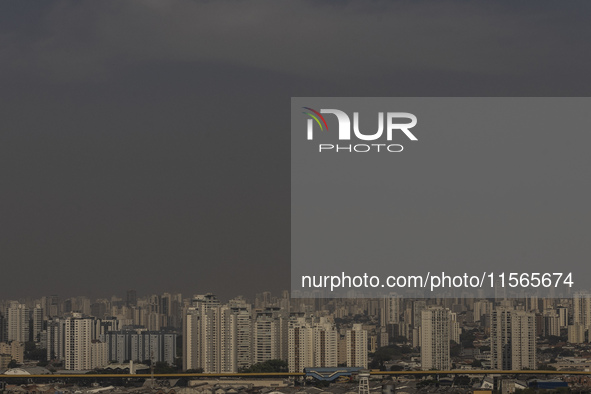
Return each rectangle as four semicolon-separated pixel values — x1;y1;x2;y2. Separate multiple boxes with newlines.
0;341;24;364
542;310;560;337
7;301;29;343
32;305;44;342
64;316;95;370
227;307;252;371
0;313;6;343
91;340;108;369
252;308;288;365
346;324;368;368
288;317;314;373
381;293;401;326
557;307;568;329
474;300;492;322
420;306;451;370
450;312;460;344
574;292;591;330
42;295;60;319
253;314;278;363
490;308;536;370
46;314;103;370
183;294;247;373
183;306;201;371
46;318;66;361
313;320;338;368
288;317;337;373
412;300;427;328
568;323;586;344
184;294;222;372
105;330;176;365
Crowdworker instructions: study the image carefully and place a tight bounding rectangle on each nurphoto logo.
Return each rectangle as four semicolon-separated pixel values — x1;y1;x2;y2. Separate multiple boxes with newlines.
302;107;418;153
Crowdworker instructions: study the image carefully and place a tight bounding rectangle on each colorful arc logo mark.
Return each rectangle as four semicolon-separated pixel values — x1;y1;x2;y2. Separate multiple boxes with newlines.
302;107;329;131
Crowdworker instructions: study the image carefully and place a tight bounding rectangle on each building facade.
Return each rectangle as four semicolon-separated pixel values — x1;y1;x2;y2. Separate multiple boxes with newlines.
420;306;451;371
490;308;536;370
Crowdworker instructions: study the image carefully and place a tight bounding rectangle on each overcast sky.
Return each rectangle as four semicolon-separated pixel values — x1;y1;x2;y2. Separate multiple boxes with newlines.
1;0;590;301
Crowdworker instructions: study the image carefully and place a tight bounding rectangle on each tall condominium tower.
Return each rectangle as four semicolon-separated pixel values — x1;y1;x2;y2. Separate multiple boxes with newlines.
490;308;536;370
64;315;102;370
346;323;368;368
7;301;29;343
420;306;451;371
574;292;591;330
381;293;401;326
288;317;337;373
183;294;254;373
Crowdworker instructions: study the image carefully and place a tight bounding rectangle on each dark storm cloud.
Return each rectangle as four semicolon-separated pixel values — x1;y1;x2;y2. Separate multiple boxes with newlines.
3;1;591;82
1;0;590;300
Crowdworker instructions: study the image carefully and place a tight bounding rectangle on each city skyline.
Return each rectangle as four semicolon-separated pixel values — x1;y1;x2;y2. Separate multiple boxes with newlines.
3;291;591;373
4;288;591;391
2;1;591;392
